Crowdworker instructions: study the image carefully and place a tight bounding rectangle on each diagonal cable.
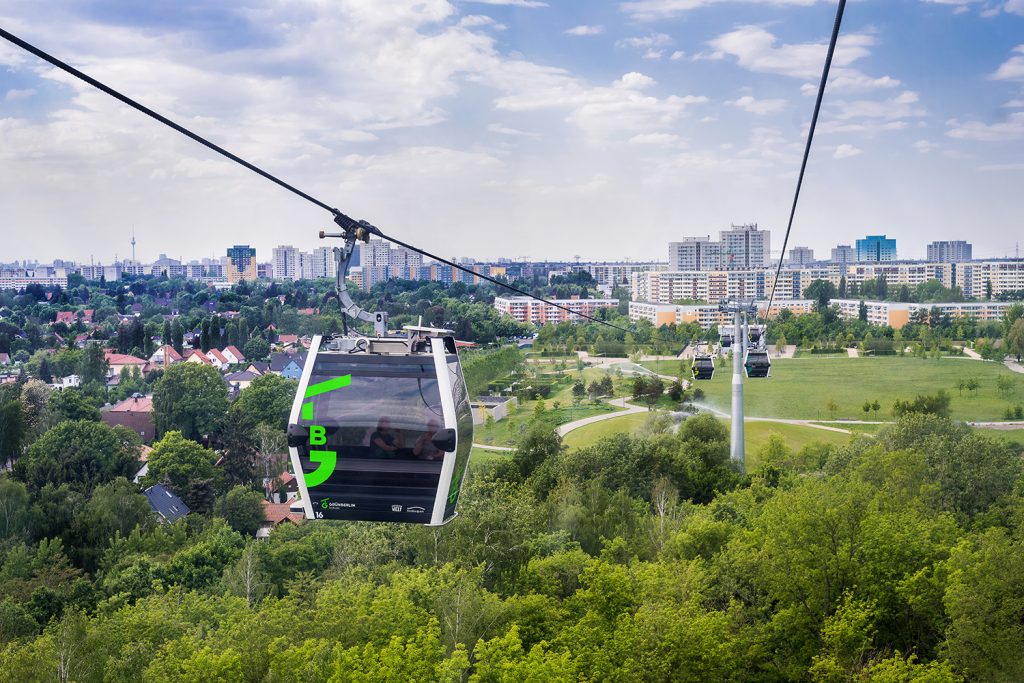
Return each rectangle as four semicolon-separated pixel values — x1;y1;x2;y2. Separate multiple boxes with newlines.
0;25;631;334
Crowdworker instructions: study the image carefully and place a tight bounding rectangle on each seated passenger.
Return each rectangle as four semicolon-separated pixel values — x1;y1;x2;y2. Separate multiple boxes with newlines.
413;418;444;462
369;417;405;458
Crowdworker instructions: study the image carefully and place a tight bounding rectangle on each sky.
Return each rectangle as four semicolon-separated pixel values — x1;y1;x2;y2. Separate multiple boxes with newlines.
1;0;1023;265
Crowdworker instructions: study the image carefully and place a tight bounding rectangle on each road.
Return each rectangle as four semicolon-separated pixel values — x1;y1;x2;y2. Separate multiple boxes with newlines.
556;397;649;437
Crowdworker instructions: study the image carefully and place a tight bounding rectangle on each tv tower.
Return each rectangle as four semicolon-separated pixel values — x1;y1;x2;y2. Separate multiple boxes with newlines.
131;228;136;265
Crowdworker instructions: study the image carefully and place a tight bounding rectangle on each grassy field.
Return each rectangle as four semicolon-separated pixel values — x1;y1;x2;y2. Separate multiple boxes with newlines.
560;410;854;461
474;399;624;447
562;412;652;450
974;428;1024;446
688;356;1024;422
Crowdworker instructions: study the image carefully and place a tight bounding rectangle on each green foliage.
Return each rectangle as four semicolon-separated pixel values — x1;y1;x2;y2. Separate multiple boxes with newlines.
461;347;523;397
214;486;265;537
153;363;228;440
227;373;297;431
145;432;221;512
242;336;270;361
892;390;952;418
13;421;140;495
47;388;101;423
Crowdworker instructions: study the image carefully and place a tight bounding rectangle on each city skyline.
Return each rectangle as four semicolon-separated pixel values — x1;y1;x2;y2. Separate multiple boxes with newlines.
1;2;1023;262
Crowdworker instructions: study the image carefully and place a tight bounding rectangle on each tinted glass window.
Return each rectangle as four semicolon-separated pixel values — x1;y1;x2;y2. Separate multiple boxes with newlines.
295;353;446;523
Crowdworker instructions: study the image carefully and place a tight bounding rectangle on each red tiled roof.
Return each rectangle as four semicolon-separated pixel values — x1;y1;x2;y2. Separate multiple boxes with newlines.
110;396;153;412
208;349;228;364
157;344;182;361
278;334;299;344
261;499;304;526
224;345;246;361
183;350;212;364
104;352;147;365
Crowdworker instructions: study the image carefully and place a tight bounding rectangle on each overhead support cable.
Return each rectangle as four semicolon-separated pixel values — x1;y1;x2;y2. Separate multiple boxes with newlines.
763;0;847;322
0;25;631;334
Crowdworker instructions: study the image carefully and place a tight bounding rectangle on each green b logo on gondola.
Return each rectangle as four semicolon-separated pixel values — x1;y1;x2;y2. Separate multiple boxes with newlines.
301;374;351;488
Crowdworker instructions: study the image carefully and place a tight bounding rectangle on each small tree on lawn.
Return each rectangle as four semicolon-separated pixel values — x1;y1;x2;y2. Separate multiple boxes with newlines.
966;377;980;397
862;401;871;415
826;397;839;418
871;400;881;415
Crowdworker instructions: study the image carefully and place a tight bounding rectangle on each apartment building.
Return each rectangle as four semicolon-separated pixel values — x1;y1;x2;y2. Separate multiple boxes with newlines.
494;296;618;325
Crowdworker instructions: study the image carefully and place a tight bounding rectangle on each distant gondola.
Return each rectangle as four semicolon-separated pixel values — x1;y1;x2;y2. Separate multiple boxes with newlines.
744;347;771;378
691;343;716;381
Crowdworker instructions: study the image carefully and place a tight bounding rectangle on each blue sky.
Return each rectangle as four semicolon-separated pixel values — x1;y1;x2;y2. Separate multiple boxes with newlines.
1;0;1022;264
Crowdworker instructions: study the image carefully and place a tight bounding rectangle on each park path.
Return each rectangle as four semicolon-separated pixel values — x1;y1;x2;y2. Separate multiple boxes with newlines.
961;346;982;360
1006;360;1024;375
847;348;859;358
556;397;649;437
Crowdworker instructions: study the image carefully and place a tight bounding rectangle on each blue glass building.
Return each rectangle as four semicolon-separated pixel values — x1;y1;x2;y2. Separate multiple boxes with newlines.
855;235;897;262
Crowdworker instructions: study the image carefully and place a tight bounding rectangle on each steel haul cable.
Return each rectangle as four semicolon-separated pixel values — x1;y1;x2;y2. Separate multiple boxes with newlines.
0;25;633;334
763;0;847;330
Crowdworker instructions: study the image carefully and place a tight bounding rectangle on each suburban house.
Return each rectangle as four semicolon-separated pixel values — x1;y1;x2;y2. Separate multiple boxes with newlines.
245;361;270;375
225;370;259;392
265;470;298;503
207;348;230;369
276;334;299;349
270;352;306;379
257;500;304;538
104;351;147;378
54;309;94;326
183;349;212;365
149;344;182;366
144;484;190;524
222;345;246;365
0;353;9;365
102;394;156;444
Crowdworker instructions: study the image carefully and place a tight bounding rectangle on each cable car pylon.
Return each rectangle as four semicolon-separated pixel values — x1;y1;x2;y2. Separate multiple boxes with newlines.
719;300;757;474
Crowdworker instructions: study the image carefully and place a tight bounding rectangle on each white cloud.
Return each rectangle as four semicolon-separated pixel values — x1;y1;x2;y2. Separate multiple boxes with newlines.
706;25;858;79
464;0;547;6
833;143;863;159
621;0;820;21
565;25;604;36
4;88;37;102
1005;99;1024;108
946;111;1024;141
1005;0;1024;16
728;95;788;115
913;139;938;153
830;91;926;121
459;15;503;28
670;50;685;61
990;45;1024;82
487;123;540;137
628;132;685;145
617;34;672;50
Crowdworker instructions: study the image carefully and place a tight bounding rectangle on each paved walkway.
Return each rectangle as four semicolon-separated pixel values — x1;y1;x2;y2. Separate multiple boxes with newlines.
847;347;859;358
556;397;649;437
1006;360;1024;375
961;346;982;360
472;443;515;452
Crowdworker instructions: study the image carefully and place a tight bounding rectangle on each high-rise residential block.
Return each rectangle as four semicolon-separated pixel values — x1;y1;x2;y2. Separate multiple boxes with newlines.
927;240;972;262
720;223;771;270
226;245;257;282
669;237;722;271
855;235;897;262
831;245;855;263
272;245;300;280
787;246;815;266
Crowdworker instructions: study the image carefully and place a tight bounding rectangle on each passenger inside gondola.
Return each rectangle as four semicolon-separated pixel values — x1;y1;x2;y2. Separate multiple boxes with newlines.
414;418;444;461
369;417;405;458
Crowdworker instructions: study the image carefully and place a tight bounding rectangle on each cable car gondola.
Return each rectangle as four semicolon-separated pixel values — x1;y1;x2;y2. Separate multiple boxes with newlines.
286;225;472;525
743;346;771;378
691;343;716;381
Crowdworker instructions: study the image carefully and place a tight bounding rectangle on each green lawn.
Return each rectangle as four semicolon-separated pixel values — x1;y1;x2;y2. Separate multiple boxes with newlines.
474;399;624;447
562;412;652;449
640;359;691;378
974;428;1024;446
693;356;1024;422
560;411;854;465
